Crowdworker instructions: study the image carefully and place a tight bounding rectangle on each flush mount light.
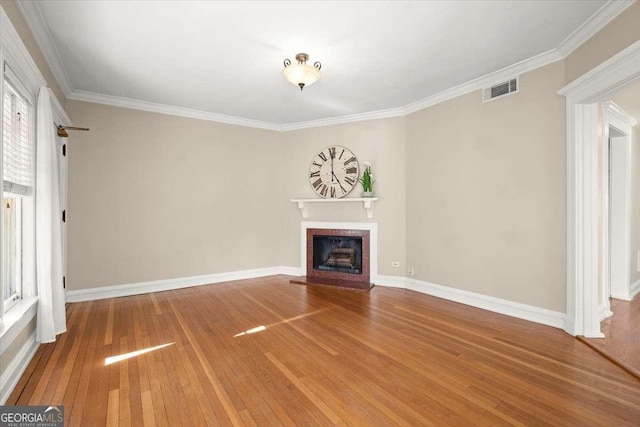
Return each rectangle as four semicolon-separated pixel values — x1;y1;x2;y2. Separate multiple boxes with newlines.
283;53;322;91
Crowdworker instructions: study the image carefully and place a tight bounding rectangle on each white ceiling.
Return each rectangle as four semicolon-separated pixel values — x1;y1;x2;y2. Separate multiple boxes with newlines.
20;1;619;128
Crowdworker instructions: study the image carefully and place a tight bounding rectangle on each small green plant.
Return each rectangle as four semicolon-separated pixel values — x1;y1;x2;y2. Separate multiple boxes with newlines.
359;161;374;192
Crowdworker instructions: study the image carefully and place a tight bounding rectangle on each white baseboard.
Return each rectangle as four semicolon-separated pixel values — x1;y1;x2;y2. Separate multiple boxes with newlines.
277;266;304;276
598;303;614;322
563;318;576;336
375;275;567;330
374;275;407;288
630;279;640;300
0;330;39;404
66;268;567;330
66;266;291;302
611;281;637;301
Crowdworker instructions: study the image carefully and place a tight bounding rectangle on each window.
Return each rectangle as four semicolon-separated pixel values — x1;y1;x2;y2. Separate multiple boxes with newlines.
2;75;35;313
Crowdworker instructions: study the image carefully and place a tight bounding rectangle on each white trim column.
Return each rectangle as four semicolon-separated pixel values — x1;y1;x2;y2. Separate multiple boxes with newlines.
565;100;601;337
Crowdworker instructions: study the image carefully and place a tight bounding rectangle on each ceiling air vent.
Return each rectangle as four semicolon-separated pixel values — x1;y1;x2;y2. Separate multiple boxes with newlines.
482;77;519;102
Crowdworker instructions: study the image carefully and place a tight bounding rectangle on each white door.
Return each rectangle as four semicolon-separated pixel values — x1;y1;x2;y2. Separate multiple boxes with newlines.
56;134;67;291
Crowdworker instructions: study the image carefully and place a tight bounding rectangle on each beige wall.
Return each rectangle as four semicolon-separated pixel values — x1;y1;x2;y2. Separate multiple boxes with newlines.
278;118;406;277
65;104;408;288
565;2;640;83
405;61;567;311
0;1;64;104
611;78;640;121
65;101;284;289
64;61;567;311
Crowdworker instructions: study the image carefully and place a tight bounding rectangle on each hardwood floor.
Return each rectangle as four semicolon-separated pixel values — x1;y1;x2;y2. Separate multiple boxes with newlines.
7;276;640;426
581;296;640;378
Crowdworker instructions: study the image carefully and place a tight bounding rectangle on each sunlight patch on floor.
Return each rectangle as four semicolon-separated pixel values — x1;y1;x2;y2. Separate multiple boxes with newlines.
105;342;175;365
234;325;267;337
233;307;333;338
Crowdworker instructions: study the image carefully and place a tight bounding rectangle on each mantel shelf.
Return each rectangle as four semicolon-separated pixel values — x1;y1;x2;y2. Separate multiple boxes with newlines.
291;198;379;219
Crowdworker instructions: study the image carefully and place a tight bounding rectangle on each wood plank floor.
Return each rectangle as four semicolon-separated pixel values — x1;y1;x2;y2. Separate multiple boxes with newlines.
7;275;640;426
582;296;640;378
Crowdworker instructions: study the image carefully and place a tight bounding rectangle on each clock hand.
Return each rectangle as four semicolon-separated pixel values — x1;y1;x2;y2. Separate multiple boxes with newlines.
331;155;335;182
332;171;339;182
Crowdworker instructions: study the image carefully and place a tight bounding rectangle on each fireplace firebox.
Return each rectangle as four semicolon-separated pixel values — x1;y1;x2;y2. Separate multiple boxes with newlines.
291;228;373;290
313;235;362;275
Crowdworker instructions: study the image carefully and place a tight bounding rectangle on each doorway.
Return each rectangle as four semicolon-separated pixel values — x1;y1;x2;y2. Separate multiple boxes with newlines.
560;40;640;338
601;102;636;315
608;128;629;301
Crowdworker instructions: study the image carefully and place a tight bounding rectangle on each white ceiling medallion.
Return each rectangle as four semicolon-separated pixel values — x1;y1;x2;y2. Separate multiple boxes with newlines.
283;53;322;90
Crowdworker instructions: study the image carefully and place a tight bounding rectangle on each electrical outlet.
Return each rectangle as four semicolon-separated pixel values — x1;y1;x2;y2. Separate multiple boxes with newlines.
408;266;414;276
391;261;400;267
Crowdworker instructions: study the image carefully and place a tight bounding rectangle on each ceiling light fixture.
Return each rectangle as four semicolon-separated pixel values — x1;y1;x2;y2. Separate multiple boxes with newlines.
283;53;322;91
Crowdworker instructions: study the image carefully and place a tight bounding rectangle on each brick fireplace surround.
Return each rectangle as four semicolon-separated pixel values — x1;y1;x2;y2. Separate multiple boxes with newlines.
290;222;377;291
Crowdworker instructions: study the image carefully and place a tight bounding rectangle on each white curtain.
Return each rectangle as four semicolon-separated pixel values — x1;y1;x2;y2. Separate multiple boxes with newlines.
36;87;66;343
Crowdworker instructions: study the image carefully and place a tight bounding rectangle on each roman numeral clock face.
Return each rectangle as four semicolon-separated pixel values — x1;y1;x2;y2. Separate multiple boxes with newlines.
308;146;359;198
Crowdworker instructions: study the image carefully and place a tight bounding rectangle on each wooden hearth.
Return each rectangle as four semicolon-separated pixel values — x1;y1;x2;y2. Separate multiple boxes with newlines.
290;228;374;291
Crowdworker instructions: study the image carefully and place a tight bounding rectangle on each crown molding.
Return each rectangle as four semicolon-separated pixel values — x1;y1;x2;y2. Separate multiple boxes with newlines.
22;1;634;131
70;89;407;132
280;106;406;131
556;0;636;57
403;48;563;115
68;90;281;131
16;0;73;97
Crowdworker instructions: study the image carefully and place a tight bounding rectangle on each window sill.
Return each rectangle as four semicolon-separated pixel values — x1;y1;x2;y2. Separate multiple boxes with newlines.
0;297;38;353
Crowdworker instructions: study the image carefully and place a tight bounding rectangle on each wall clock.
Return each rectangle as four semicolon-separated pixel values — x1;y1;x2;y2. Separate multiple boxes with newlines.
308;146;359;198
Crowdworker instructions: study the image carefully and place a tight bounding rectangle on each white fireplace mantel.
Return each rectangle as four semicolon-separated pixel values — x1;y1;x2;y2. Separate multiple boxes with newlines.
291;198;378;219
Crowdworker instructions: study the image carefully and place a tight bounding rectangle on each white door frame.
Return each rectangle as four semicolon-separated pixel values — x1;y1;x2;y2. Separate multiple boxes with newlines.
602;102;636;309
559;40;640;337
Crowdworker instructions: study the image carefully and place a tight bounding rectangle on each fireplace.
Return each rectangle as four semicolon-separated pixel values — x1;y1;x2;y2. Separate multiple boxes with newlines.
291;226;374;290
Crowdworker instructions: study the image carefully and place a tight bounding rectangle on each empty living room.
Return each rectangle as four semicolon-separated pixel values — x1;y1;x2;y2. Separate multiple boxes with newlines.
0;0;640;425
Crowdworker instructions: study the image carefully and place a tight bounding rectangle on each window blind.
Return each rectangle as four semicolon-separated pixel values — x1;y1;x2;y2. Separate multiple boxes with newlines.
3;79;33;196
